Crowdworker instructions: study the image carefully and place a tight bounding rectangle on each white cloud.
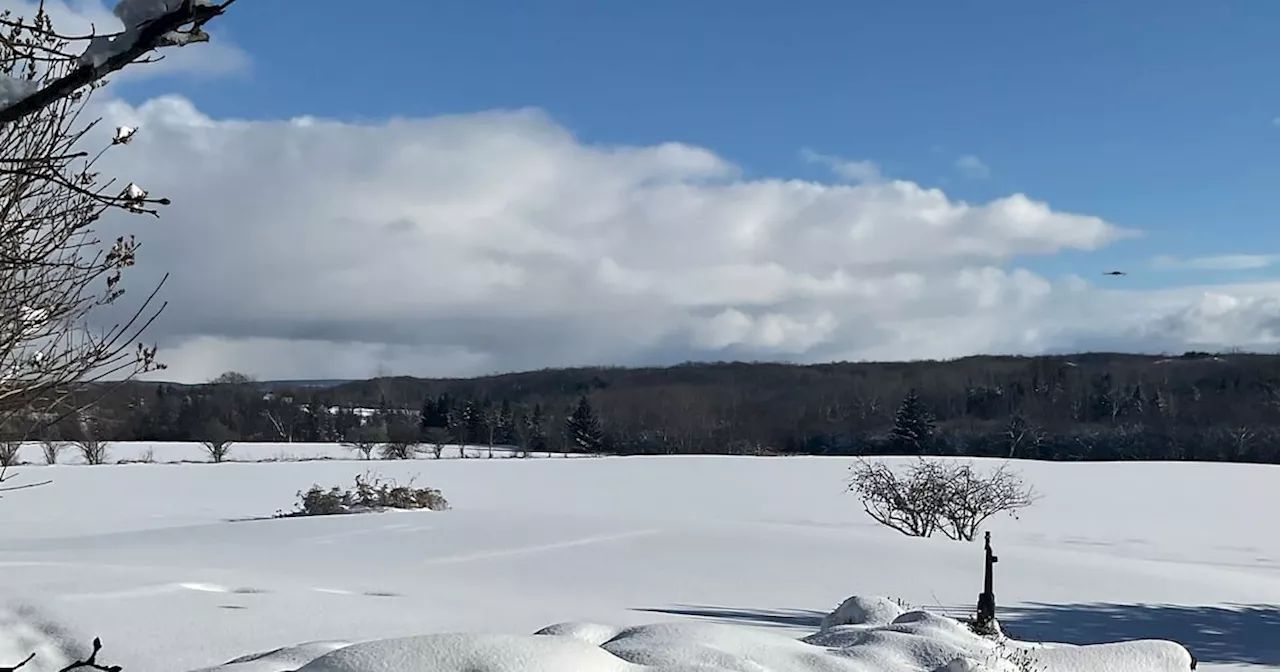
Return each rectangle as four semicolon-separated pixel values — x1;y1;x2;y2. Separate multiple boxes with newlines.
800;148;882;183
65;95;1280;382
955;155;991;179
1150;254;1278;271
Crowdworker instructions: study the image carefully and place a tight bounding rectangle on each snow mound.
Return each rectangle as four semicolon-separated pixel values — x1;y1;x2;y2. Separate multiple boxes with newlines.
202;601;1194;672
819;595;906;629
191;642;354;672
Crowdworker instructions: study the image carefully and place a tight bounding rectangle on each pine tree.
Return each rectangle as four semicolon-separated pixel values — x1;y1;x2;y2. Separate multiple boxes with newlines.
891;389;935;453
420;394;449;429
565;396;604;454
461;399;484;444
525;403;548;455
497;399;517;444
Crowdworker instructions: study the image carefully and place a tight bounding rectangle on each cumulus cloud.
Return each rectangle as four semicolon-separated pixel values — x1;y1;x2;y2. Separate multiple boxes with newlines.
58;94;1280;383
955;155;990;179
800;148;882;184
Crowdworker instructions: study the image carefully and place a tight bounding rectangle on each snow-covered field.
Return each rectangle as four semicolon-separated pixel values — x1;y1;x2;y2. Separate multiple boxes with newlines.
0;448;1276;671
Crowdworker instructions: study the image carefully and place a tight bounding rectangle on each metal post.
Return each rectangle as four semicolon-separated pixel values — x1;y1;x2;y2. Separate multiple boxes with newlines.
974;531;999;634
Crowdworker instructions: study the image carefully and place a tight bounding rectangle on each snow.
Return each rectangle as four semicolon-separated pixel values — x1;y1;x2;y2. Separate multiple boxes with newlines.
0;450;1276;672
81;0;217;69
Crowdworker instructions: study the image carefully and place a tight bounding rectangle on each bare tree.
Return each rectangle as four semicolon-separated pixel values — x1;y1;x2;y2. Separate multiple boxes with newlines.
341;421;386;460
74;437;108;465
197;418;233;463
847;458;948;538
847;458;1038;541
484;405;500;458
424;426;449;459
40;438;63;464
209;370;255;385
0;1;240;510
0;1;238;444
381;418;420;460
0;440;19;466
262;407;298;442
68;411;109;464
935;462;1038;541
1003;413;1043;459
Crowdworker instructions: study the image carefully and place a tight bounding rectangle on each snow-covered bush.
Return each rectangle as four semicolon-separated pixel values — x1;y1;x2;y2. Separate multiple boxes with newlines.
847;458;1038;541
280;472;449;518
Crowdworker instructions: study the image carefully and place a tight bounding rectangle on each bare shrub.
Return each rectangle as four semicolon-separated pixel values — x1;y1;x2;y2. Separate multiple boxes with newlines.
381;419;420;460
424;426;450;459
279;472;449;518
341;422;387;460
847;458;947;538
0;441;20;467
200;439;232;463
847;458;1038;541
198;419;234;463
74;439;109;465
40;440;62;464
117;447;154;464
936;462;1038;541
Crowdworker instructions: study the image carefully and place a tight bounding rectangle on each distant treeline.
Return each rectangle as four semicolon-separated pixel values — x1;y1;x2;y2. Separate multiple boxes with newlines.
27;351;1280;464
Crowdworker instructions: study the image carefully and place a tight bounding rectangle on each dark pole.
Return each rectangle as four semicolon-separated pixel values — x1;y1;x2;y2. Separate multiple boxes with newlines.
975;531;999;634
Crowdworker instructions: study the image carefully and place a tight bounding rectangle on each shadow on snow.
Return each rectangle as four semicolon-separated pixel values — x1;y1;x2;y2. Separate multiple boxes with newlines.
637;601;1280;666
633;605;825;629
1000;602;1280;666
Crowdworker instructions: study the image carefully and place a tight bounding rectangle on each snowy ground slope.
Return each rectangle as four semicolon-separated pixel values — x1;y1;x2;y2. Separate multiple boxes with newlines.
0;452;1275;671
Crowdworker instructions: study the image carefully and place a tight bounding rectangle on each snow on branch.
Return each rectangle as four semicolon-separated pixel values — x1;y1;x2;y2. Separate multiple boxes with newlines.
0;0;237;124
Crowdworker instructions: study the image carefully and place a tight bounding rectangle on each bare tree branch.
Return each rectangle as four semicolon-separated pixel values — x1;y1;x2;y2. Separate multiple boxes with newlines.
0;0;238;124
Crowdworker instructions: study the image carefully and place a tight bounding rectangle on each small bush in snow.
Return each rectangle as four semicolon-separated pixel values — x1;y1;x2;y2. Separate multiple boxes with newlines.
341;422;387;460
847;458;1038;541
117;448;155;464
39;440;63;465
0;442;20;467
200;439;233;463
74;439;109;465
280;472;449;518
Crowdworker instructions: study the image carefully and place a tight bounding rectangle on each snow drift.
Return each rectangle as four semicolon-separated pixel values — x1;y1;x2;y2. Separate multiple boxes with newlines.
195;597;1194;672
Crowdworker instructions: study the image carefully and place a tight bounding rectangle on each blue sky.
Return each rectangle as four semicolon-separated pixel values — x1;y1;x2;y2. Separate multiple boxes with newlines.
118;0;1280;291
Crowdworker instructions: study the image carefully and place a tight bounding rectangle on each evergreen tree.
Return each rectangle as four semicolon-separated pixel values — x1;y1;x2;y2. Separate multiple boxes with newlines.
565;395;604;453
421;394;449;429
525;403;548;454
891;389;935;453
461;399;484;444
496;399;517;444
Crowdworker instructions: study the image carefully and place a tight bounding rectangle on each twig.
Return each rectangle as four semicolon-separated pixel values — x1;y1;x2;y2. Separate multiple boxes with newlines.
1;637;122;672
